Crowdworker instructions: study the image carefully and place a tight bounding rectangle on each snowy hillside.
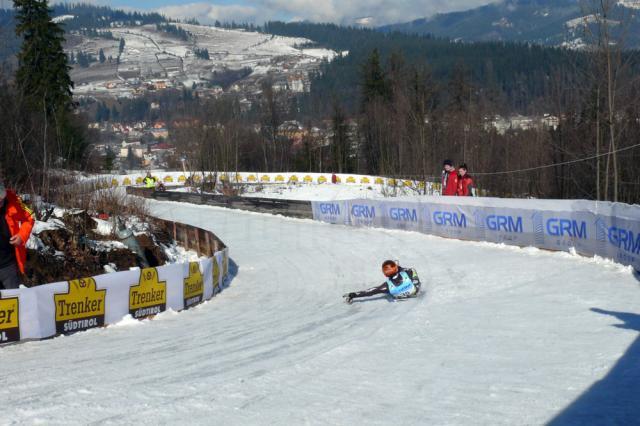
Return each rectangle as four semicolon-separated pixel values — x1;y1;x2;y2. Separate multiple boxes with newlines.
68;23;338;98
619;0;640;9
382;0;640;48
1;199;638;423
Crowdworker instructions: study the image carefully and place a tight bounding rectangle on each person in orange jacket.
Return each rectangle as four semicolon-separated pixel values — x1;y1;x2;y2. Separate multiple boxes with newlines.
0;183;35;289
456;163;477;197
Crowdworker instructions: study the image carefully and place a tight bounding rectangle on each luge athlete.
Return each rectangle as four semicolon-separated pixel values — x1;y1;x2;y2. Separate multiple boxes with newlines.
343;260;421;304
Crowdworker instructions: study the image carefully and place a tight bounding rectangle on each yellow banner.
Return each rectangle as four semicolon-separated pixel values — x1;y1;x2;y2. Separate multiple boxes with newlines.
129;267;167;319
184;262;204;308
0;296;19;343
55;278;106;334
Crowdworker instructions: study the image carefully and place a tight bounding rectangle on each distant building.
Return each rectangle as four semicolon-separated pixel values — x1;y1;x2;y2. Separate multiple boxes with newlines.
287;75;305;93
119;141;143;158
485;114;561;135
172;118;201;128
510;115;534;131
150;128;169;139
272;80;288;92
542;114;560;130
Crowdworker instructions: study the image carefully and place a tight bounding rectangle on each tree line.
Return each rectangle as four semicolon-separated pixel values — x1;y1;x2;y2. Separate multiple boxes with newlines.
1;1;639;203
262;5;640;203
134;9;640;203
0;0;91;197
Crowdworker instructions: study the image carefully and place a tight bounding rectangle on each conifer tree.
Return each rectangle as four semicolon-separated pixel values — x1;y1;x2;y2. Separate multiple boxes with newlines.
13;0;73;113
361;49;388;110
331;101;350;173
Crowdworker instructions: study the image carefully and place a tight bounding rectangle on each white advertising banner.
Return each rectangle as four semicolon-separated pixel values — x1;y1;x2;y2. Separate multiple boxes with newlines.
311;201;350;225
312;197;640;272
0;251;227;345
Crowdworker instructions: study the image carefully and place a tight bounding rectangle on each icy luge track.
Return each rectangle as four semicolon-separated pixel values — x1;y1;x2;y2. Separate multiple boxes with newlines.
1;200;639;425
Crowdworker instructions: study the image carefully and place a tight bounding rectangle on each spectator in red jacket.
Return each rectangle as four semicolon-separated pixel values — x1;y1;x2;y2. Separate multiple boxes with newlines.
0;183;35;290
457;163;476;197
441;159;458;196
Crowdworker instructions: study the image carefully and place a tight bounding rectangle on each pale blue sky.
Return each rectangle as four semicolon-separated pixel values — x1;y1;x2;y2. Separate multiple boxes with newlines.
54;0;496;26
108;0;250;8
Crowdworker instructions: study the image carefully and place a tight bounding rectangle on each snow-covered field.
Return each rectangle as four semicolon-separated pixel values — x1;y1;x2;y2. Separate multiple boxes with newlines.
69;24;338;96
244;184;410;200
179;182;429;200
1;200;639;424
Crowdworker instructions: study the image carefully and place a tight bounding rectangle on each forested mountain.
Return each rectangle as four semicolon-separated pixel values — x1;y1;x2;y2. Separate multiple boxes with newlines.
264;20;640;203
50;3;167;30
381;0;640;48
264;21;585;115
2;4;591;113
2;4;638;202
0;4;169;64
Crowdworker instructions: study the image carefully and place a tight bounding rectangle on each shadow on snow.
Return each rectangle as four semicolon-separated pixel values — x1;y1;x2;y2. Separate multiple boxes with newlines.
220;258;239;291
548;308;640;425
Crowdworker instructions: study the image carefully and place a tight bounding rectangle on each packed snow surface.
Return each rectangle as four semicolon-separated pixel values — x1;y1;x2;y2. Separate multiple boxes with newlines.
240;183;425;200
173;182;428;200
1;200;639;424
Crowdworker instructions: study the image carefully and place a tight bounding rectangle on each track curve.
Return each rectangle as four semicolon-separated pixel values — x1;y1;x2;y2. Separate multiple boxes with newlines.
1;200;639;425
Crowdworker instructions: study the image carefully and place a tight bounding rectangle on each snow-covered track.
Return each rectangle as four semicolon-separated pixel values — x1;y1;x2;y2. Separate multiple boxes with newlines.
1;200;638;424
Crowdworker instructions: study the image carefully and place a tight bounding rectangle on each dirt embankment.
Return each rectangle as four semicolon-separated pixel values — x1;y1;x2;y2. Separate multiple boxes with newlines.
24;211;171;286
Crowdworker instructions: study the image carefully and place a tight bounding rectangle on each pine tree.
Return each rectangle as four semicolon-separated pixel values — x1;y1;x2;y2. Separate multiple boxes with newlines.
104;147;115;171
448;60;471;113
14;0;73;112
331;101;350;173
76;50;89;67
361;49;388;110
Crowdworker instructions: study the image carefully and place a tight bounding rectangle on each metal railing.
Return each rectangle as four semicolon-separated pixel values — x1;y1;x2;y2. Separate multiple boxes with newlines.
128;187;314;219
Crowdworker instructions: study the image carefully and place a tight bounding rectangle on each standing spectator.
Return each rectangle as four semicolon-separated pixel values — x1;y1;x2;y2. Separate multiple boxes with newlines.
143;172;157;189
441;159;458;196
0;183;35;290
457;163;477;197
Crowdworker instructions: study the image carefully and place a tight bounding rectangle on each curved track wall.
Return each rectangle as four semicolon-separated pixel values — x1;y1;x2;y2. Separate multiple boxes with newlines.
312;197;640;272
0;219;230;345
92;171;439;193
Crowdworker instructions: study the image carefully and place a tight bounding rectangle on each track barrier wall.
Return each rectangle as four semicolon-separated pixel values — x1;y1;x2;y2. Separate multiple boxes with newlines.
127;187;314;219
312;197;640;272
0;219;230;345
91;171;440;194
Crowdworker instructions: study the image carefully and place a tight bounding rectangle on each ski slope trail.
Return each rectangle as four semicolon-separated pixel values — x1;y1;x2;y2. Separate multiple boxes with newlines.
1;200;639;425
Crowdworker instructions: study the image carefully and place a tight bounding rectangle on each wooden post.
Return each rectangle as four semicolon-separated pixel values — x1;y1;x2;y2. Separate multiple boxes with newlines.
195;228;201;257
172;222;177;242
205;232;212;256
